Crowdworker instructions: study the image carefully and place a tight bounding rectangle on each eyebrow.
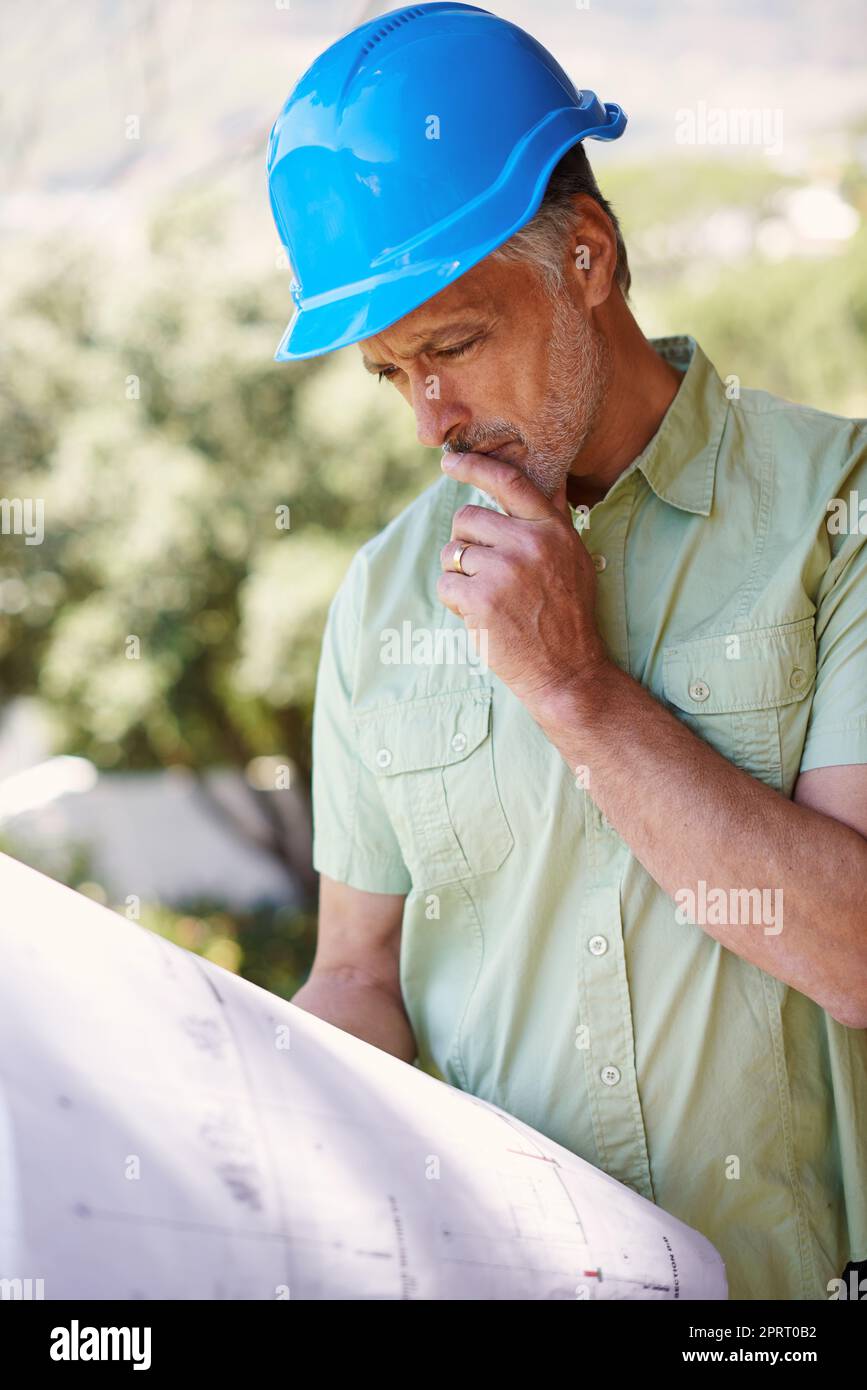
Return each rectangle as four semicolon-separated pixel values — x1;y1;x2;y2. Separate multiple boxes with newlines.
360;317;491;373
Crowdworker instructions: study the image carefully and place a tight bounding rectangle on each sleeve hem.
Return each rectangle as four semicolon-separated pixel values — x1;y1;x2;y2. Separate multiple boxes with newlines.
313;845;411;896
799;723;867;772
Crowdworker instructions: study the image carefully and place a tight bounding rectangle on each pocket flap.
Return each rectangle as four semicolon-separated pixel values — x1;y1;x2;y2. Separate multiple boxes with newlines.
663;618;816;714
355;687;492;775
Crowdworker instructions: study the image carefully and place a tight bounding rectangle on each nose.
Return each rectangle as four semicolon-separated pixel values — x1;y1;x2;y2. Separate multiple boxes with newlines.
407;370;468;450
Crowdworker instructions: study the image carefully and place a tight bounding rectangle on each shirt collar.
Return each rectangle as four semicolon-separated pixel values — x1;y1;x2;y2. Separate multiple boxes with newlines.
569;334;728;520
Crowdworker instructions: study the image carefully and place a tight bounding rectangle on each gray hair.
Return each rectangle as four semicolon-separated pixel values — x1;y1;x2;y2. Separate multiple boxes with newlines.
489;141;631;299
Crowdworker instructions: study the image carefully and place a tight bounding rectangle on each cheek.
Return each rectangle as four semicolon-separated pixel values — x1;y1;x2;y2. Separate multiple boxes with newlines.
462;358;533;423
490;343;548;416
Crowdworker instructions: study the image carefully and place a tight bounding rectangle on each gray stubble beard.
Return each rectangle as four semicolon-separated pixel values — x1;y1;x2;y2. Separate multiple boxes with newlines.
521;288;612;500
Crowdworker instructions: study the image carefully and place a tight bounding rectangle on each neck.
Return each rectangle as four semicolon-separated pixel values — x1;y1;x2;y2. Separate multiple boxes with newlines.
566;301;684;511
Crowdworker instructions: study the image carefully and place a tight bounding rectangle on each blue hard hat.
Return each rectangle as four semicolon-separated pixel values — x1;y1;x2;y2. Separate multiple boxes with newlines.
266;1;626;362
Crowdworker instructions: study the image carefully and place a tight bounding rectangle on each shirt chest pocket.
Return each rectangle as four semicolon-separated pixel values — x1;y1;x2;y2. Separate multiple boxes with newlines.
354;687;514;890
661;617;817;792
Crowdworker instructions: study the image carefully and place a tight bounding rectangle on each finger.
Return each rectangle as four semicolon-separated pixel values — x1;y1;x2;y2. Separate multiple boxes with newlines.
436;570;473;617
449;503;521;547
439;538;489;577
441;451;556;520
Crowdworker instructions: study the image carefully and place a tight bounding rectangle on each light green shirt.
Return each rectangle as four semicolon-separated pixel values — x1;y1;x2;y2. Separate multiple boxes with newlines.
310;334;867;1300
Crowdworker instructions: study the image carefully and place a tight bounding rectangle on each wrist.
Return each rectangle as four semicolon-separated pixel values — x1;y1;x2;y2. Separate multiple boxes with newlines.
526;648;619;744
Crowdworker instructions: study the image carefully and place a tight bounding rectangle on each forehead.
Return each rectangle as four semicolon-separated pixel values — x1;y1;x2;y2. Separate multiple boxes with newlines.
357;253;521;364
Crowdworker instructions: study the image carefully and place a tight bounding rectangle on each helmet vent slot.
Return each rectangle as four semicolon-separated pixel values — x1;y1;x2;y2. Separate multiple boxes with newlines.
358;7;426;60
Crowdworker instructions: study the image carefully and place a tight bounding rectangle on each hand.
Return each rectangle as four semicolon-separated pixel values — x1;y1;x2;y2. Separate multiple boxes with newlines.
436;451;609;711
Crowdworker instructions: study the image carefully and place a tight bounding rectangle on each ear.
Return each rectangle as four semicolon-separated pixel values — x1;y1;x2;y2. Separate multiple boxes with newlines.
568;193;619;309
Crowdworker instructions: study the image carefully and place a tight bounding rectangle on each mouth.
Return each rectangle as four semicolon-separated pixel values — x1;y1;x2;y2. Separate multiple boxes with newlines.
474;439;523;462
442;438;525;465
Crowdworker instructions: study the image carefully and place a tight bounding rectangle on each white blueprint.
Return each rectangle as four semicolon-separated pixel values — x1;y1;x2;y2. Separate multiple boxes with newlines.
0;851;727;1300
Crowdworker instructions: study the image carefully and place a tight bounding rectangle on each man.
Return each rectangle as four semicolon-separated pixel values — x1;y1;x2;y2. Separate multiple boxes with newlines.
267;5;867;1300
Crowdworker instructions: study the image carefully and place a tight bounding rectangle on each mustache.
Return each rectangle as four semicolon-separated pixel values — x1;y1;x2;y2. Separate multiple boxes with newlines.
442;428;527;456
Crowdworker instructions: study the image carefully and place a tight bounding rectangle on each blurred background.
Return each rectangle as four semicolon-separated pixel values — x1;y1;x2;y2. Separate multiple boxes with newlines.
1;0;865;1000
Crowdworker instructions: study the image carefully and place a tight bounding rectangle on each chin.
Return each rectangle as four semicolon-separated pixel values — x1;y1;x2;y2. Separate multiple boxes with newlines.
520;461;563;500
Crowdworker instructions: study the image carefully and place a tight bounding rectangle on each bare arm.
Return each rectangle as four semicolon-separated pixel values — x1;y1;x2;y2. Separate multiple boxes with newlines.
291;874;418;1063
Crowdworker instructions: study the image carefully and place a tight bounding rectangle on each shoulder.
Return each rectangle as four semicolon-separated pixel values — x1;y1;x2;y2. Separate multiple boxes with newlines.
715;374;867;541
732;382;867;484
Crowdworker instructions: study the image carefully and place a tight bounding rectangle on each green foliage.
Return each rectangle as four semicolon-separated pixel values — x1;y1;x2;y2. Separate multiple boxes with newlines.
140;897;318;1001
0;189;431;782
644;226;867;414
604;157;867;416
604;156;798;232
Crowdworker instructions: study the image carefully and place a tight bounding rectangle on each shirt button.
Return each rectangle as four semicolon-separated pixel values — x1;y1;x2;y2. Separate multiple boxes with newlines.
375;747;392;769
588;935;608;956
450;732;467;753
688;679;710;702
592;553;607;572
789;668;807;691
600;1065;621;1086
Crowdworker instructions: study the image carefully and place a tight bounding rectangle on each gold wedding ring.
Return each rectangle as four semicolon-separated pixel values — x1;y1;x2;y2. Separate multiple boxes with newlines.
451;543;468;574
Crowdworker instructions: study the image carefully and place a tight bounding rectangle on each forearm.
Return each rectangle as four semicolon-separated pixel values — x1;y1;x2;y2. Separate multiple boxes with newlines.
532;660;867;1026
291;967;419;1063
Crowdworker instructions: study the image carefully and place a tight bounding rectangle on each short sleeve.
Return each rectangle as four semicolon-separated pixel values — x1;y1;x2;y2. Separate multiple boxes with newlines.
800;449;867;772
310;551;412;894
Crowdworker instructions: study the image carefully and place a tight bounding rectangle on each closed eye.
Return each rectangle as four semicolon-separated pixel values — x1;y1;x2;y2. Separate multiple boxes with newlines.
376;335;484;383
437;336;481;360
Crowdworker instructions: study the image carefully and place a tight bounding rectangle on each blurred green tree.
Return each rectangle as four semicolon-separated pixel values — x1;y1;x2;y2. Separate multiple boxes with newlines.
0;189;431;891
